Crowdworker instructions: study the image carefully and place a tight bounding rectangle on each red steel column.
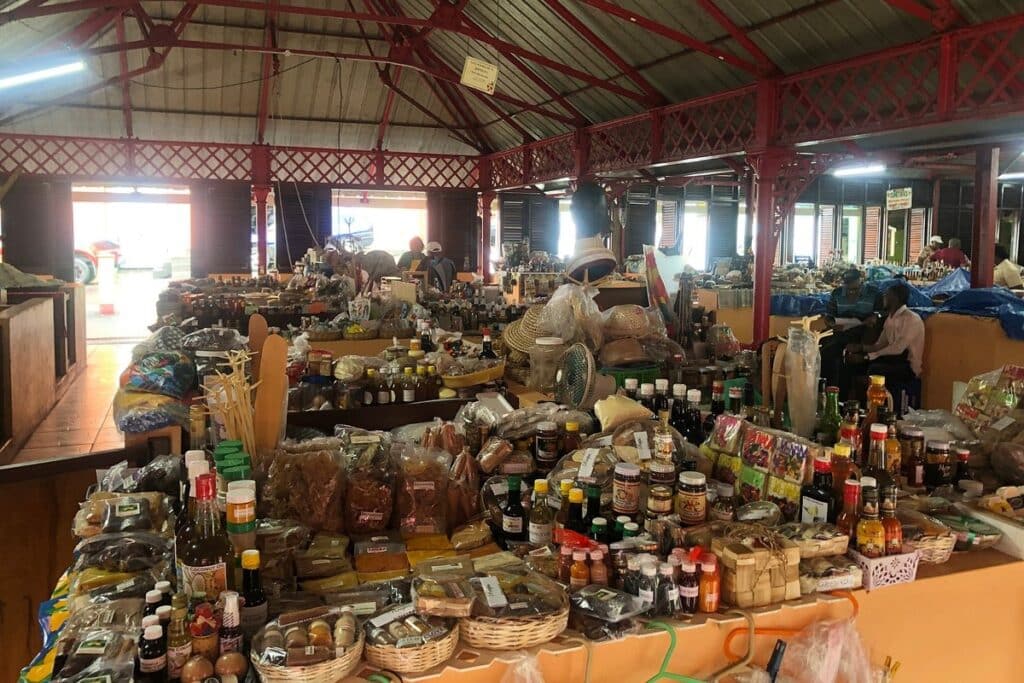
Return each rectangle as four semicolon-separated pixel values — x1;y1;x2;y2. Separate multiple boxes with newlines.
254;184;270;275
752;154;781;345
971;145;998;288
479;191;495;281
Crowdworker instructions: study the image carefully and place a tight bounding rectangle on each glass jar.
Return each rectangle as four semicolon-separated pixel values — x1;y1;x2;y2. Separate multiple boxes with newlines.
647;459;677;489
709;482;736;522
613;463;642;516
646;485;674;519
534;421;559;473
899;427;925;487
528;337;566;392
924;441;952;490
674;471;707;525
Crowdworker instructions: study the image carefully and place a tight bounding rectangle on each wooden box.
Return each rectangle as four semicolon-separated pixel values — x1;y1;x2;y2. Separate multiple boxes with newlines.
712;536;801;608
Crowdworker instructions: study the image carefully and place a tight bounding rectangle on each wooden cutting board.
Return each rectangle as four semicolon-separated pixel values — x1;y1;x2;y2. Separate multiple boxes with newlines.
253;333;288;455
247;313;268;379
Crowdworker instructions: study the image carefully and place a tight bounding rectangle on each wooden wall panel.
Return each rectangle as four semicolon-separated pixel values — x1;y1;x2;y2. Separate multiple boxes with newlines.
0;177;74;282
190;180;253;277
427;190;478;270
0;298;56;463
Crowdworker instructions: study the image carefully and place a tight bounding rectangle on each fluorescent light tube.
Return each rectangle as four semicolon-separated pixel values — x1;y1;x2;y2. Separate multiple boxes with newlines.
0;61;85;90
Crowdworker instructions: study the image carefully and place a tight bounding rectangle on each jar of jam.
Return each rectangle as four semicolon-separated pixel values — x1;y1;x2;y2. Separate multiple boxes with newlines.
674;471;707;525
646;485;674;519
613;463;642;516
647;459;677;489
709;482;736;522
534;422;559;473
924;441;952;491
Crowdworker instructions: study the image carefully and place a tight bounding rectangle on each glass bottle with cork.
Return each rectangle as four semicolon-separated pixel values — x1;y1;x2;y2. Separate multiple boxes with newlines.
654;411;676;463
855;478;885;558
727;386;744;415
479;327;498;359
638;383;657;413
953;447;973;485
880;407;902;477
557;545;573;583
623;377;639;401
901;427;926;488
684;389;704;445
178;473;233;600
654;378;671;414
562;421;583;455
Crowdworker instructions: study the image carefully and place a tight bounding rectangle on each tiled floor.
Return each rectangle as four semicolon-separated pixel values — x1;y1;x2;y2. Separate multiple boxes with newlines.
11;343;133;463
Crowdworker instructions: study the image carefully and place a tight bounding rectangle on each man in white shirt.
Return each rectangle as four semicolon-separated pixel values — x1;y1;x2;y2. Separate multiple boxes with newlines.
994;245;1023;289
846;283;925;385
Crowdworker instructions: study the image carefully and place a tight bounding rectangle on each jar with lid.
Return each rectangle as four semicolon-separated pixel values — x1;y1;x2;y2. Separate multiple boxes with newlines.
612;462;642;516
924;441;952;490
528;337;566;392
674;471;707;525
645;485;674;522
647;459;677;489
900;427;925;487
534;421;559;474
709;482;736;521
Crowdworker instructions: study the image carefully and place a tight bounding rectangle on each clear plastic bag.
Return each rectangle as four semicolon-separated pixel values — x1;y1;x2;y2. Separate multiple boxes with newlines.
51;627;137;682
262;448;346;533
121;351;196;399
784;328;820;439
536;283;604;351
396;445;451;537
448;448;482;532
953;364;1024;435
73;532;172;574
111;389;188;433
777;619;877;683
499;653;546;683
339;430;397;534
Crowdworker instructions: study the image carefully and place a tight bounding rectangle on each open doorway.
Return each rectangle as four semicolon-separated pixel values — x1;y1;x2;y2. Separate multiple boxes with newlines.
72;184;191;340
331;190;426;260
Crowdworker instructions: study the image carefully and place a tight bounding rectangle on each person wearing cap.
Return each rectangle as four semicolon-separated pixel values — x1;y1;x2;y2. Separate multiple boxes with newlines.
397;236;425;271
929;237;970;268
417;241;458;292
993;244;1023;289
822;268;883;393
916;234;943;267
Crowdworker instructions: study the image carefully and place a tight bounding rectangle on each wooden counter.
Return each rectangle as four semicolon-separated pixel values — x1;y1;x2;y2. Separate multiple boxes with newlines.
0;297;56;464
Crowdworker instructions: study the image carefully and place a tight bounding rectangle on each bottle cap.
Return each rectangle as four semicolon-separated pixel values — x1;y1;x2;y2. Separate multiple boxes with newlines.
672;383;687;398
860;476;877;489
833;443;852;458
641;562;657;577
533;479;549;494
142;615;160;628
624;522;640;533
560;479;574;494
728;387;743;399
927;440;950;450
700;560;717;572
508;475;522;490
655;379;669;391
155;580;171;594
658;562;674;576
565;421;580;432
639;383;655;396
537;421;557;431
953;447;970;462
870;423;887;438
717;482;734;497
712;380;724;393
678;471;706;487
687;389;701;403
226;488;255;505
624;378;639;390
592;517;608;527
590;550;604;562
568;487;585;504
826;386;840;393
572;550;587;561
616;515;632;524
615;462;640;477
144;625;163;641
187;460;210;486
156;605;172;620
667;555;681;567
813;457;831;473
843;478;861;494
184;450;206;465
227;479;257;494
146;589;162;605
195;472;217;500
241;549;261;570
869;375;885;385
404;366;413;375
680;559;696;572
901;426;924;438
560;544;573;556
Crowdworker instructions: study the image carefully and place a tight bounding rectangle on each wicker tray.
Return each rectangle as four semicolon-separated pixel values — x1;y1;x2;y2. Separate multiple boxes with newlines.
443;361;505;389
251;629;364;683
305;328;343;341
792;533;850;559
847;549;919;591
343;320;380;340
365;624;459;674
903;534;956;564
459;606;568;651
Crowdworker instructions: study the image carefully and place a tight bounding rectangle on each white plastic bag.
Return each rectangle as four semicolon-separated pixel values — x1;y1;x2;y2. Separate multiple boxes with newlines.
784;328;820;439
499;653;545;683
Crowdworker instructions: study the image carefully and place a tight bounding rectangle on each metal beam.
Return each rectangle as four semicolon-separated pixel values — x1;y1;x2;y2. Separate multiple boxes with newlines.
971;145;998;288
695;0;778;75
375;66;402;149
574;0;762;75
115;14;133;138
38;6;125;52
543;0;664;105
255;0;279;144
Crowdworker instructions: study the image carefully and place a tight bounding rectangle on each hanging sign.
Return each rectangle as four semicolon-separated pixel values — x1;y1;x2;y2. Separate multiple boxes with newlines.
460;56;499;94
886;187;912;211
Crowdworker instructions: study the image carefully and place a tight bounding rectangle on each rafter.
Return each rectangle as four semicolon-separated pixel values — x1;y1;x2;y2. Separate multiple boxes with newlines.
37;5;124;53
574;0;761;75
115;14;133;138
695;0;777;75
255;0;279;144
543;0;664;104
884;0;962;31
376;66;402;149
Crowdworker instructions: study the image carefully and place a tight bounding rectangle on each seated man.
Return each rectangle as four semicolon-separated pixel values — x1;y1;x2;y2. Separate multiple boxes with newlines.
821;269;882;393
846;283;925;388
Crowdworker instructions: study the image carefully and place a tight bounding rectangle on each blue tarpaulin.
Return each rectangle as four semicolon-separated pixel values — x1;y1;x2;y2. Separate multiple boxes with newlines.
931;288;1024;341
920;268;970;297
771;293;828;317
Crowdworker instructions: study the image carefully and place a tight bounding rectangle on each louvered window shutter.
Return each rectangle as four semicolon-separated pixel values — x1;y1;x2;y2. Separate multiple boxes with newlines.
864;206;881;261
818;204;835;263
500;199;524;243
908;208;925;263
659;200;678;249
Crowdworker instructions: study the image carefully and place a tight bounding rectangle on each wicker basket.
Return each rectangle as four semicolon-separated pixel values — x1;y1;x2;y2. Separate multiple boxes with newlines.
443;361;506;389
251;629;364;683
903;534;956;564
343;320;380;340
459;607;568;651
847;549;920;591
364;624;459;674
380;319;415;339
791;534;850;559
305;328;343;341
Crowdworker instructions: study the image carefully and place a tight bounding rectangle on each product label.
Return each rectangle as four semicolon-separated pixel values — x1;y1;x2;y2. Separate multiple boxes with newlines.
570;575;588;589
351;434;382;445
667;586;679;601
654;433;674;459
912;465;924;486
75;635;112;656
240;603;268;635
578;449;599;480
370;603;415;628
167;642;192;678
475;575;509;608
638;588;654;605
220;634;243;653
535;434;559;464
115;501;141;517
612;480;640;515
633;432;651;461
180;561;228;599
815;575;854;592
139;654;166;673
363;391;374;405
679;585;699;599
358;511;385;523
992;415;1015;431
502;516;523;534
490;481;509;497
413;481;436;491
403;389;416;403
377;390;391;404
528;521;553;545
800;496;830;524
677;491;706;525
349;601;378;616
396;635;424;648
226;500;256;524
594;588;618;601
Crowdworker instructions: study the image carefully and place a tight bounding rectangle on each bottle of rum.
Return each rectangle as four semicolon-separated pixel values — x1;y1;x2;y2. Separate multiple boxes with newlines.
178;473;233;600
480;327;498;359
239;549;268;644
528;479;553;546
501;476;526;543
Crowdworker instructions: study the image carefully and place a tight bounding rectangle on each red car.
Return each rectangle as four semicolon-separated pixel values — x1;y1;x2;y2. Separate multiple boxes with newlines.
74;240;121;284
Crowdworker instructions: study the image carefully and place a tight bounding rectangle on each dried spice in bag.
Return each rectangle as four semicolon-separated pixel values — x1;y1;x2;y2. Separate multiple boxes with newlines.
770;436;811;483
396;445;451;537
478;437;514;474
708;414;745;455
448;448;482;532
262;449;346;533
766;476;801;522
739;465;767;504
741;427;776;471
341;431;396;534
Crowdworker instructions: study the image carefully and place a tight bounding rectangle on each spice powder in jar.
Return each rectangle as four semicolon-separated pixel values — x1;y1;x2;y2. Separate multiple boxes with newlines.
675;471;708;525
613;463;642;516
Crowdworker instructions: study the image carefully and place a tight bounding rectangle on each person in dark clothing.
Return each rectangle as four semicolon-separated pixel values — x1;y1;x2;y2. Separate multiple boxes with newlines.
820;269;884;395
397;236;425;271
417;241;457;292
846;283;925;398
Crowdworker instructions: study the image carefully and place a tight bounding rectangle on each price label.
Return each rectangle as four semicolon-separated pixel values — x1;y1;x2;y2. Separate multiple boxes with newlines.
473;576;509;609
578;449;599;480
369;603;415;628
634;432;651;460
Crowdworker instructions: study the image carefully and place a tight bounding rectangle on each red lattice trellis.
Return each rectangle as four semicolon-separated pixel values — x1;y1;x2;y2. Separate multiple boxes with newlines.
528;133;575;183
589;116;653;173
382;154;477;189
0;135;128;177
778;46;940;144
661;90;756;161
953;20;1024;116
489;149;526;190
272;148;376;185
133;141;251;181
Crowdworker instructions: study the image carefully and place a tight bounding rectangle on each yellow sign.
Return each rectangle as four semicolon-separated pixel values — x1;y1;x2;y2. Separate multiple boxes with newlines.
460;56;499;94
886;187;912;211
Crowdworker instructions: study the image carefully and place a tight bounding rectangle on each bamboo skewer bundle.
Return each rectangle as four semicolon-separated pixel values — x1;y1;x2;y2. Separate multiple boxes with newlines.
204;349;259;455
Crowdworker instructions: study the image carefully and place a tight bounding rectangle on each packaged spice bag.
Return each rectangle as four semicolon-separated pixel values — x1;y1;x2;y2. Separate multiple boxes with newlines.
770;437;810;484
396;445;451;538
741;427;776;471
766;476;801;522
341;431;397;534
739;465;767;504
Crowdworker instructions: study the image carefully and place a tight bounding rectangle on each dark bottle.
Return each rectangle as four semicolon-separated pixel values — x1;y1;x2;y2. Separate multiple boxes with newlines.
638;383;656;413
419;321;435;352
178;473;233;600
742;380;756;421
678;560;699;614
589;517;610;545
670;384;688;433
800;457;836;523
137;625;167;682
684;389;703;445
815;386;842;446
703;380;725;437
654;379;671;415
144;589;162;617
623;378;639;401
864;424;894;492
816;377;827;419
501;476;527;543
953;447;973;484
480;327;498;359
219;590;243;654
727;386;743;415
565;487;586;535
582;484;602;531
240;549;268;644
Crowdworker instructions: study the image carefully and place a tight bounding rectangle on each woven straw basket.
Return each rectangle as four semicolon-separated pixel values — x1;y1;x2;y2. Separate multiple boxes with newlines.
904;534;955;564
304;328;343;341
250;629;364;683
364;624;459;674
459;607;568;651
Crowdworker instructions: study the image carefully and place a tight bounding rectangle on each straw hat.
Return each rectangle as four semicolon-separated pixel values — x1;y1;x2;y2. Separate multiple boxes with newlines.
603;304;651;339
567;236;617;285
502;304;546;353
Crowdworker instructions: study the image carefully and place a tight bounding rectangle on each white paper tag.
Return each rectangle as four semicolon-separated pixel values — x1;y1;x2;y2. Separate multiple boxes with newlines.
413;481;435;491
350;434;381;445
578;449;599;480
429;563;465;573
350;601;378;616
369;603;415;628
490;481;509;497
474;576;509;609
634;432;651;461
991;415;1015;431
593;435;613;447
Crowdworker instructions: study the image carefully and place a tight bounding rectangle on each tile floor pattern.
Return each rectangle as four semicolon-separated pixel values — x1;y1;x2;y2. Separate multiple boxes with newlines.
12;343;133;463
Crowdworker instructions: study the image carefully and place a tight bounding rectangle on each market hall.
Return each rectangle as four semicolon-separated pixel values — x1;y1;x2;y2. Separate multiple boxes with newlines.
2;1;1024;681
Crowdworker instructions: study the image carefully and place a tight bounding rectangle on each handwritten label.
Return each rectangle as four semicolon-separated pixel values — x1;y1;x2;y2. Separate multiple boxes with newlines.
578;449;599;480
369;603;415;628
460;56;499;94
634;432;651;460
473;576;508;609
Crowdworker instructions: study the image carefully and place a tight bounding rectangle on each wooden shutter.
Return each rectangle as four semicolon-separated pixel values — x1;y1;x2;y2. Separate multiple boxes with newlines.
818;204;836;263
864;205;881;261
499;197;524;243
526;196;558;255
427;190;477;270
624;198;655;257
659;200;678;249
0;177;74;281
274;183;330;270
191;180;253;277
908;208;925;263
708;201;738;259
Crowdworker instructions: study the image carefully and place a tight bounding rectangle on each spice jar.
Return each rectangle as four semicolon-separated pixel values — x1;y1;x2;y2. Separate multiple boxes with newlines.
646;485;674;519
534;421;559;473
900;427;925;487
698;556;720;613
674;471;707;525
613;462;642;516
924;441;952;490
709;482;736;522
528;337;566;392
678;560;699;614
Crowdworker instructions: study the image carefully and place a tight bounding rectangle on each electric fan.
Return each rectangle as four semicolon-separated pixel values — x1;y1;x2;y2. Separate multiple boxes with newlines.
555;343;617;410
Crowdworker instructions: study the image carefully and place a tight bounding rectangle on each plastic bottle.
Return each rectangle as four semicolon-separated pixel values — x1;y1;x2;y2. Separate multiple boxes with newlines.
678;560;699;614
623;556;641;596
637;562;659;612
557;544;574;583
656;562;681;616
698;557;720;613
137;625;167;682
570;550;590;591
589;550;609;586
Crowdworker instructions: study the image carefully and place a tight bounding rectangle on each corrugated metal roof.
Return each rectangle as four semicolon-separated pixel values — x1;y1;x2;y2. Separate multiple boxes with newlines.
1;0;1022;156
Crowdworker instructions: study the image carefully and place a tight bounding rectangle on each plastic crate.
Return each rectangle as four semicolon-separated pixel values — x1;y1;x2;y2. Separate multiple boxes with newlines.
847;549;919;591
